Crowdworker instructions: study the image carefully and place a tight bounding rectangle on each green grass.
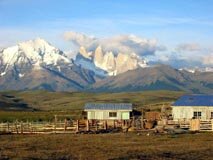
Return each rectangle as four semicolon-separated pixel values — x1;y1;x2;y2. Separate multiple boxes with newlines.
0;90;211;160
0;110;82;122
0;90;184;122
0;132;212;160
2;90;184;110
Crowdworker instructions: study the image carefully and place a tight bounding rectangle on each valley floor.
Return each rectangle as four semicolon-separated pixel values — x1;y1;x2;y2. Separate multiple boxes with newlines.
0;132;212;160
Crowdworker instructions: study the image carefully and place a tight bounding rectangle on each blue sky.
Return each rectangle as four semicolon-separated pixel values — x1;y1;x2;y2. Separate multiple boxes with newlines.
0;0;213;65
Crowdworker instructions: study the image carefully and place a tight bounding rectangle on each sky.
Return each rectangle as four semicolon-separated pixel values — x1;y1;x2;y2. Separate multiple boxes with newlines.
0;0;212;67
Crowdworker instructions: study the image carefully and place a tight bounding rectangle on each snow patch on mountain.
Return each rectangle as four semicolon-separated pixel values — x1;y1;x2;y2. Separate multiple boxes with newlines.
0;72;6;76
19;73;25;78
179;67;213;73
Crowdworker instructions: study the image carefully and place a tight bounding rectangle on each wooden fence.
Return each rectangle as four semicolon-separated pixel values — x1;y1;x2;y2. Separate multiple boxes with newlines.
174;119;213;131
0;119;143;134
190;119;213;131
1;118;212;134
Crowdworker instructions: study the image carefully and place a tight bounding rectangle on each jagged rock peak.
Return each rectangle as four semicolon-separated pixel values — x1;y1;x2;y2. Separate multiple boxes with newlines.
94;45;104;65
79;46;91;59
75;45;148;76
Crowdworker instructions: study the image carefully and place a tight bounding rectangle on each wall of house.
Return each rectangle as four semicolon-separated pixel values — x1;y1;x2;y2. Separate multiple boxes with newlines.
87;110;130;120
172;106;213;120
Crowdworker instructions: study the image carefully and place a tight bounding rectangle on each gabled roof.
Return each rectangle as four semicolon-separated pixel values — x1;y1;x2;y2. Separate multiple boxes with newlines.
84;103;132;110
172;95;213;107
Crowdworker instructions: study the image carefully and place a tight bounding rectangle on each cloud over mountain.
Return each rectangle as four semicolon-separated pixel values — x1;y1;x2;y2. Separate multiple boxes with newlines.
176;43;201;52
63;31;96;47
89;34;166;56
63;31;212;70
203;54;213;66
63;31;166;58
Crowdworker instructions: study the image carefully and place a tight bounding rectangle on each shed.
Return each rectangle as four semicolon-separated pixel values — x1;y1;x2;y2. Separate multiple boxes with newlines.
172;95;213;120
84;103;133;120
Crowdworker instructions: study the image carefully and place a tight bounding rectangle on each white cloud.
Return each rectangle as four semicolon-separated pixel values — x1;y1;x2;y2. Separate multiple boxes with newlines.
176;43;201;52
96;34;166;56
63;32;166;57
203;54;213;66
63;31;96;47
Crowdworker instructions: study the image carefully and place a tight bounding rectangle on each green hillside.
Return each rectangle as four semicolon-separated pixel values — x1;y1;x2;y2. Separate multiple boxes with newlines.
0;90;184;122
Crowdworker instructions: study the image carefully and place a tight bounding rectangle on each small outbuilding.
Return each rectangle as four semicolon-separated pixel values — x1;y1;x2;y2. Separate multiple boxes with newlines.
84;103;132;120
172;95;213;120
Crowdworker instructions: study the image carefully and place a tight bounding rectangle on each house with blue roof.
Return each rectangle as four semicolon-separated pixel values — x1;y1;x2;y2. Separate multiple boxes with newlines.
84;103;133;120
172;95;213;120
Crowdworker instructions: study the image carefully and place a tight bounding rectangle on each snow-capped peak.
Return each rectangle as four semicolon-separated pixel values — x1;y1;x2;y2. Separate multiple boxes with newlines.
0;38;72;76
0;38;71;66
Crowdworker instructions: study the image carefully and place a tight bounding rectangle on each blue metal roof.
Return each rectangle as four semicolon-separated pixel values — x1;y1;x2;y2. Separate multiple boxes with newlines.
84;103;133;110
172;95;213;106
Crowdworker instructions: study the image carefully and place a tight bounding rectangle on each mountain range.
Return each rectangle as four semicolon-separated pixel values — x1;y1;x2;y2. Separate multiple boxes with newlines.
0;38;212;93
91;65;213;93
0;38;96;91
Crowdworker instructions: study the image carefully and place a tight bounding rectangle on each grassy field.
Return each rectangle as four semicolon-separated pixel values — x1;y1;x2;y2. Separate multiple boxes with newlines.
0;90;211;160
0;132;212;160
0;90;184;122
1;90;184;110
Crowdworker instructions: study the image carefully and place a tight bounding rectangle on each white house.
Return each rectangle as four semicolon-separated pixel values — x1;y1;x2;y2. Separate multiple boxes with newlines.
172;95;213;121
84;103;132;120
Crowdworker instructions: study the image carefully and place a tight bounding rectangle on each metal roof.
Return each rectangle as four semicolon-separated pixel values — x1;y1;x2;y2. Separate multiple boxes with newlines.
84;103;133;110
172;95;213;107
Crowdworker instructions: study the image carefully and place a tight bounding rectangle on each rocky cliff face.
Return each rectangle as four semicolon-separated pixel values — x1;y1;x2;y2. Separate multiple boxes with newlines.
75;45;147;76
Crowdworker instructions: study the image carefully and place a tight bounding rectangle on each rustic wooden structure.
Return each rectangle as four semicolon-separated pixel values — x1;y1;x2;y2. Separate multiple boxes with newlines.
0;118;145;134
145;112;161;121
157;119;213;132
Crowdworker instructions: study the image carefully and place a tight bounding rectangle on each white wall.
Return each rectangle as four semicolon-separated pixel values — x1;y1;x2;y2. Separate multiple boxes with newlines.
172;106;213;120
87;110;130;120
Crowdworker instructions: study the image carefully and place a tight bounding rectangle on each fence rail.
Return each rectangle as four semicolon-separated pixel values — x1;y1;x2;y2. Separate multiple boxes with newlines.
178;119;213;131
0;119;141;134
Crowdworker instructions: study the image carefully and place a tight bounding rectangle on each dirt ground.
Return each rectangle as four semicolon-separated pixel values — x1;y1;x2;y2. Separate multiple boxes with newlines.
0;132;212;160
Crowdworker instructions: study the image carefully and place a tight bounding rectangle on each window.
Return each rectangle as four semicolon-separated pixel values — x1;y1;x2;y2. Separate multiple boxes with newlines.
211;112;213;119
193;111;202;119
109;112;117;118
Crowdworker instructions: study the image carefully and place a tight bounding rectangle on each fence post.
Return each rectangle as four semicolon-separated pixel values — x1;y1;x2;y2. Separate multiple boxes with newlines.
132;117;135;127
54;115;57;133
113;120;116;129
86;120;89;131
7;122;9;133
21;121;23;134
95;121;98;131
104;120;108;130
76;120;79;132
15;120;19;134
64;119;67;131
141;111;144;130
